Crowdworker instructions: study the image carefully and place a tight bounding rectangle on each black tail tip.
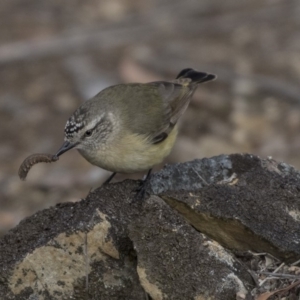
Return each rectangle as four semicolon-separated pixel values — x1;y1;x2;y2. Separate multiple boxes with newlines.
176;68;194;79
176;68;216;83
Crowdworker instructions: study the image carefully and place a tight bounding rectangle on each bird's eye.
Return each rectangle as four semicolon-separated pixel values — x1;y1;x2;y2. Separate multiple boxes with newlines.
85;130;92;137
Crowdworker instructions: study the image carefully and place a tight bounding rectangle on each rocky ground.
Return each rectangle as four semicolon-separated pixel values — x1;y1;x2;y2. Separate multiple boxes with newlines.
1;0;300;239
1;155;300;299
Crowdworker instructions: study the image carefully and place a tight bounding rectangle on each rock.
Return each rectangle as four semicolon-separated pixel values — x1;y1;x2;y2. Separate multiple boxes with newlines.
129;196;253;300
150;154;300;262
2;154;300;299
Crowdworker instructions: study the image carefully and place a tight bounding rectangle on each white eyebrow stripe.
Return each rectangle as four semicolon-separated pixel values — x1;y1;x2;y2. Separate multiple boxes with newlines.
85;114;104;131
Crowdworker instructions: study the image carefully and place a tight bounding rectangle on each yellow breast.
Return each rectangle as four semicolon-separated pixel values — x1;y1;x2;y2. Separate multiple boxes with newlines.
81;126;178;173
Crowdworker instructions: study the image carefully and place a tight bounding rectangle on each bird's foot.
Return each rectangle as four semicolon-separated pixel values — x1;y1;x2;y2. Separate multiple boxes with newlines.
102;172;117;186
134;181;148;201
132;169;152;202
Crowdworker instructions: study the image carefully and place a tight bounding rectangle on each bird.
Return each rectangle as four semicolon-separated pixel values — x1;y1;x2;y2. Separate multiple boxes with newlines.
54;68;216;194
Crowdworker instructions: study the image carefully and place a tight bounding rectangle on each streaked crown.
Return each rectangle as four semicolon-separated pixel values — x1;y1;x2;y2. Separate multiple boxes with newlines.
64;108;89;138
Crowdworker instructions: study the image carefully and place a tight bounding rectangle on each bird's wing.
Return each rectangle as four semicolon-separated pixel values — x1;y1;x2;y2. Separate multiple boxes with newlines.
147;80;194;144
146;70;216;144
121;70;215;144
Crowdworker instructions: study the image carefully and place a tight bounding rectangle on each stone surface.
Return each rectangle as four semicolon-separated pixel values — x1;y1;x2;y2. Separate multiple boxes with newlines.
152;154;300;262
0;182;145;300
2;154;300;299
129;196;252;300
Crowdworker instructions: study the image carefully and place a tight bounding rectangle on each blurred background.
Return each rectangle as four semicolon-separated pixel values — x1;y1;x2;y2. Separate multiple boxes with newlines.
1;0;300;235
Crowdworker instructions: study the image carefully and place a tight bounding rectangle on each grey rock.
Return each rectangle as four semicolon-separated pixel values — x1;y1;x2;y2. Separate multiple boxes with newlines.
2;153;300;299
155;154;300;262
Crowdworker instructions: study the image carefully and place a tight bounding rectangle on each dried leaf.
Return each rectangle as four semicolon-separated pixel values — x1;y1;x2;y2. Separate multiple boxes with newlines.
256;280;300;300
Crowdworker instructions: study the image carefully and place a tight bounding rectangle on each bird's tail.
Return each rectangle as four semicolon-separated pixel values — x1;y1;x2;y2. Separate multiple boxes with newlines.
176;68;216;84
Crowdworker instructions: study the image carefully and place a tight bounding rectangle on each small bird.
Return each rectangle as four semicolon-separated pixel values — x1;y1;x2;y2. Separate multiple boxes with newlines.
55;68;216;190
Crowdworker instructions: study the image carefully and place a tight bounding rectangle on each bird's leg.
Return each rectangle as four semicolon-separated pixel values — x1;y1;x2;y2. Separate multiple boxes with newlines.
135;169;152;200
103;172;117;185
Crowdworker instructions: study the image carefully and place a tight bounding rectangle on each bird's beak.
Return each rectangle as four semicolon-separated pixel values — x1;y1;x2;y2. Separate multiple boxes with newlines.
54;141;76;158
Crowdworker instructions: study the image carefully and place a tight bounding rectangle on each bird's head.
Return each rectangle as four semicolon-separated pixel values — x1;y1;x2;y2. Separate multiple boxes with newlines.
55;101;114;158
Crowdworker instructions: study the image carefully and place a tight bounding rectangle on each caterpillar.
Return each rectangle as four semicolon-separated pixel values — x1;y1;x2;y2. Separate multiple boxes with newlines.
18;153;59;180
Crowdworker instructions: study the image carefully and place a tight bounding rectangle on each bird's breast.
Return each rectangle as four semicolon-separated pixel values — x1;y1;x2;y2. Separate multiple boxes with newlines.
79;127;178;173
